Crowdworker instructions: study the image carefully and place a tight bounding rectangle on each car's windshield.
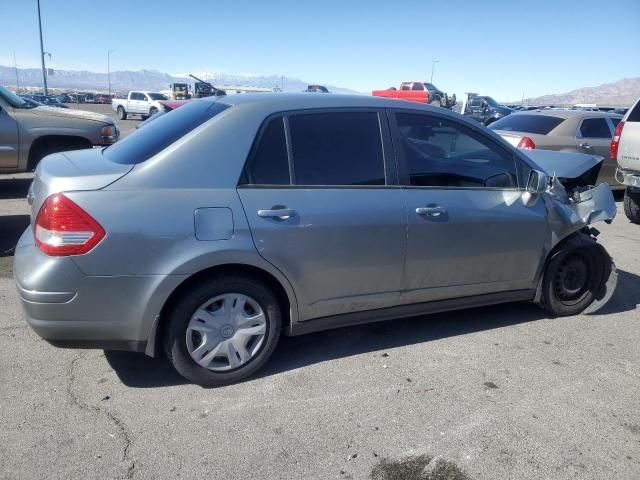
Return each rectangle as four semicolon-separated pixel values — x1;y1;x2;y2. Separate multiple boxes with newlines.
0;85;36;109
483;96;499;107
489;114;565;134
148;93;168;100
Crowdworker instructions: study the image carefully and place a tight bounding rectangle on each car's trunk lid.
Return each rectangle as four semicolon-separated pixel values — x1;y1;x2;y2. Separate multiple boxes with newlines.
29;148;133;220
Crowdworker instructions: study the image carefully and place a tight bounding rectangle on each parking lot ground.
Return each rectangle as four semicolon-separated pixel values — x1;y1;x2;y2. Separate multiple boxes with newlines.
0;172;639;478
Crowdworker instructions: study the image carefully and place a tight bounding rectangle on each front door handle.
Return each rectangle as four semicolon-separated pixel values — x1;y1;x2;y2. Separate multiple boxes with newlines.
257;208;297;220
416;205;446;217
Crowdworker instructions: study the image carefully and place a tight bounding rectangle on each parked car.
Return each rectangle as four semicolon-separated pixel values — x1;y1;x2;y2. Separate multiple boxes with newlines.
490;109;624;188
15;93;618;386
94;94;113;104
461;94;513;126
23;95;69;109
304;85;330;93
373;82;456;108
612;97;640;222
0;85;118;173
111;91;169;120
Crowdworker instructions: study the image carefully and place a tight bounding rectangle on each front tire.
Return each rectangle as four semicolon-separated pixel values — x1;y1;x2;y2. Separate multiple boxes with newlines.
117;106;127;120
540;235;607;316
623;187;640;224
165;275;282;387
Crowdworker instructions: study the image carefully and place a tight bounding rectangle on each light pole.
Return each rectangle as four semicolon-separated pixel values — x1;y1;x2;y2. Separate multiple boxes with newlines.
37;0;48;95
107;50;114;97
430;60;439;84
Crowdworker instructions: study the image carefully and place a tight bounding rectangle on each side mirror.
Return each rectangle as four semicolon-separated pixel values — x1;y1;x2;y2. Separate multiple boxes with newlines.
527;169;548;194
522;169;548;207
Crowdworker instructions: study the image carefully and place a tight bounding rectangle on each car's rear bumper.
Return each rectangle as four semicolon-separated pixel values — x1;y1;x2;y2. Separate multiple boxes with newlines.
13;227;184;353
616;168;640;188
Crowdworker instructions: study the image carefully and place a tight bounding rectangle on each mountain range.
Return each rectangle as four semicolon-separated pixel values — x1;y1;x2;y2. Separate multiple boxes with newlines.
0;65;356;94
1;65;638;106
523;78;640;107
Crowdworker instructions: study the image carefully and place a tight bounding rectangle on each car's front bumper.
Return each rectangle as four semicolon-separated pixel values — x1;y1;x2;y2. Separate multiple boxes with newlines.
615;168;640;188
13;227;184;353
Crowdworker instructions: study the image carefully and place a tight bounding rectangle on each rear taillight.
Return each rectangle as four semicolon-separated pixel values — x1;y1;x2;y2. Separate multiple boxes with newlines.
34;193;105;256
517;136;536;149
611;121;625;160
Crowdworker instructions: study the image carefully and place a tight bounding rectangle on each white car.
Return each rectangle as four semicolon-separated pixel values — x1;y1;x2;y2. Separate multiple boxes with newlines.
613;97;640;223
111;91;168;120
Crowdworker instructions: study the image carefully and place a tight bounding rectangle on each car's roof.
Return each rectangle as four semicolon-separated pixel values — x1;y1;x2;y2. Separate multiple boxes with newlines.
510;109;623;119
201;92;444;112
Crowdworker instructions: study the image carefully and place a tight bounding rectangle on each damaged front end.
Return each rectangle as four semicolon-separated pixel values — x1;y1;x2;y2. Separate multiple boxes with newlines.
522;149;618;314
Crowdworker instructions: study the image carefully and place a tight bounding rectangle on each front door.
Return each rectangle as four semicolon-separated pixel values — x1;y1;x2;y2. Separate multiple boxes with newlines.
238;110;406;321
0;104;19;169
389;110;548;304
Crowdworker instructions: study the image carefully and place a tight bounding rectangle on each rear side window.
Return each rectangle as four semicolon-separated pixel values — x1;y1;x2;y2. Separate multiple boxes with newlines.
103;101;229;165
628;102;640;122
288;112;385;186
245;117;290;185
579;118;611;138
489;114;564;135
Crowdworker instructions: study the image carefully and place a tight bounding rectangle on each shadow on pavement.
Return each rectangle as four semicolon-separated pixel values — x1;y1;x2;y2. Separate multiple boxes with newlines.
0;178;31;200
105;300;546;389
0;215;30;257
592;269;640;315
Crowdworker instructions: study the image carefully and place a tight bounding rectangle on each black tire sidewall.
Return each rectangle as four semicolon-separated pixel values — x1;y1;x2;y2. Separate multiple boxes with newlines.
624;187;640;224
166;276;282;387
542;243;603;316
117;106;125;120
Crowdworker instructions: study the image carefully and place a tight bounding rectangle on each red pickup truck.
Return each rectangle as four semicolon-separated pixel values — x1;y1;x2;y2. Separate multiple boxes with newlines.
372;81;455;109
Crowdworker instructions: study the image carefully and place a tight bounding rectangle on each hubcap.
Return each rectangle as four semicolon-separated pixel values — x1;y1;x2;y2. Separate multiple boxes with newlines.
186;293;267;372
554;253;591;304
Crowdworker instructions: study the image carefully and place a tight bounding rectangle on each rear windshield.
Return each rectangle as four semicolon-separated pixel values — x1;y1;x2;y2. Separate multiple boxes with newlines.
103;100;229;165
489;114;565;135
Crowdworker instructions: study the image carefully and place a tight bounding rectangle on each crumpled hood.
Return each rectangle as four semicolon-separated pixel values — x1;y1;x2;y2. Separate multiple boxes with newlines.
521;149;603;179
30;105;113;124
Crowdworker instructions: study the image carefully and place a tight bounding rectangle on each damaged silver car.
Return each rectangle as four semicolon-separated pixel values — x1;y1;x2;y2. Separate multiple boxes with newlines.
14;94;618;386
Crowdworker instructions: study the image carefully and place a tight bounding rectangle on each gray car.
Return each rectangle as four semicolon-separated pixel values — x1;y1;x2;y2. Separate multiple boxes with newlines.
489;109;624;188
14;94;618;386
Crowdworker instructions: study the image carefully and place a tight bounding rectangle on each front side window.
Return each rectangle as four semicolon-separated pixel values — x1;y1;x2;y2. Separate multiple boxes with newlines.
579;118;611;138
244;116;290;185
289;112;385;186
395;112;517;189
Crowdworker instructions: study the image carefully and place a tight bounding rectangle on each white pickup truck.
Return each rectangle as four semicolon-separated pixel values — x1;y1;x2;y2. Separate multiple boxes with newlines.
112;91;168;120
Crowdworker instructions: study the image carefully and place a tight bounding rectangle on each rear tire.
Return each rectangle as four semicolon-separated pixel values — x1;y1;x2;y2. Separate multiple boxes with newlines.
117;106;127;120
165;275;282;387
540;234;607;316
149;107;158;116
623;187;640;224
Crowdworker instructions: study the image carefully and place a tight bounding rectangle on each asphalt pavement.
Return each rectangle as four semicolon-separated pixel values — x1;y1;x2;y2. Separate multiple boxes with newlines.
0;111;639;479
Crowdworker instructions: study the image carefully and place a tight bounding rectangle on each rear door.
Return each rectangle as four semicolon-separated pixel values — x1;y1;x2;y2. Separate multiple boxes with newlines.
389;109;548;304
237;109;407;321
0;102;19;169
576;117;615;184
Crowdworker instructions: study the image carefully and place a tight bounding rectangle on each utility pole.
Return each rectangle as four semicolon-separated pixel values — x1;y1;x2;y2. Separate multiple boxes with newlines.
107;50;114;97
13;51;20;92
430;60;439;84
281;75;284;92
37;0;48;95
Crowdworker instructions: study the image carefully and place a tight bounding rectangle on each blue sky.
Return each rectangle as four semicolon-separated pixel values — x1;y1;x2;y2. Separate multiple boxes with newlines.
1;0;639;99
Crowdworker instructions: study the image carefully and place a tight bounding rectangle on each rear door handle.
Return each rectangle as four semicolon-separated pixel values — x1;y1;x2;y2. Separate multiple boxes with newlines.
416;206;446;217
579;142;593;150
257;208;297;220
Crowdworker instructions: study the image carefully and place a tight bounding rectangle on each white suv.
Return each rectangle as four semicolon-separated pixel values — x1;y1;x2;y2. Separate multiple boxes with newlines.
613;97;640;223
